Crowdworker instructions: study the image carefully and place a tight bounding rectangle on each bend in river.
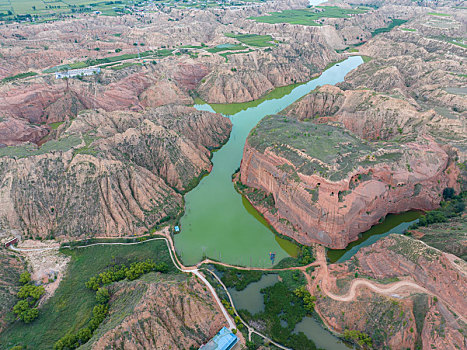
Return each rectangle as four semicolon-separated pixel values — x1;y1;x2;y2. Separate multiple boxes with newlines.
175;56;364;267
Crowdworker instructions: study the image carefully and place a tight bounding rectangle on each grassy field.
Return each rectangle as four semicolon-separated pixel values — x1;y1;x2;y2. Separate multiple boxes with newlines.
43;49;173;73
206;43;247;53
224;33;275;47
371;19;407;36
1;71;37;83
249;6;368;26
0;0;140;20
0;135;82;158
0;239;176;350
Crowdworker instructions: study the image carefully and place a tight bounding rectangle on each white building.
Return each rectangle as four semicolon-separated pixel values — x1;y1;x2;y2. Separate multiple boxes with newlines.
55;67;101;79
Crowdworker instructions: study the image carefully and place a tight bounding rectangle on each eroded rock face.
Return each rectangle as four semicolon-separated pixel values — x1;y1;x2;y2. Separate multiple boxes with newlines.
0;105;231;239
316;235;467;350
285;85;466;155
0;117;49;146
240;115;458;248
86;275;228;350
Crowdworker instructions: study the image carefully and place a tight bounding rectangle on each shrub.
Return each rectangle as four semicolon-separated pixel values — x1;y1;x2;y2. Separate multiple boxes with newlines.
19;272;31;285
96;288;110;304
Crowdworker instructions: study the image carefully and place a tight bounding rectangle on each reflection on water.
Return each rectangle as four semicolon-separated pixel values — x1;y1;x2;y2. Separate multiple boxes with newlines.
228;274;279;315
327;211;422;263
294;317;354;350
175;56;364;267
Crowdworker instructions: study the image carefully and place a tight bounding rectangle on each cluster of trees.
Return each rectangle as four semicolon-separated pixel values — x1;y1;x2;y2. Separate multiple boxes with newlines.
343;329;373;348
55;258;168;349
409;188;465;229
54;288;109;350
293;286;316;313
298;246;315;265
85;259;168;290
13;272;44;323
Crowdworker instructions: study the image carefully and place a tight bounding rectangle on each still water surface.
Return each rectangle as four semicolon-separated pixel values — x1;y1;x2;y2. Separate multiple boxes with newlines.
174;56;364;267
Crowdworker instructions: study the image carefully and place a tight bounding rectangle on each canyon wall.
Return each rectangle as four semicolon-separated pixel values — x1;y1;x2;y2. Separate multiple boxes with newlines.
0;105;231;240
240;115;458;248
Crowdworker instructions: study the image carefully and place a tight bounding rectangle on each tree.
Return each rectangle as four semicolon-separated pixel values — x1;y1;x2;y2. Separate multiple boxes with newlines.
19;271;31;285
96;287;110;304
443;187;455;200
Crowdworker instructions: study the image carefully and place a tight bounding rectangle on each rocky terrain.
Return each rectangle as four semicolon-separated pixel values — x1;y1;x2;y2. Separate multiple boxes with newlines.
409;215;467;261
83;274;228;350
0;248;24;333
0;105;231;240
315;234;467;349
240;115;458;248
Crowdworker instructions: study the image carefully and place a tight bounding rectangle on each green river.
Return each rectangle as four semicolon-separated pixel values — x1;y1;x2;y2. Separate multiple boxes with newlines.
175;56;364;267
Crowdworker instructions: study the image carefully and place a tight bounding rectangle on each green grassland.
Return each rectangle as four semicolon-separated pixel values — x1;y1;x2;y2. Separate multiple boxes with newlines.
247;115;403;181
249;6;368;26
206;43;247;53
1;71;37;83
371;19;408;36
0;135;82;158
43;49;173;73
0;239;177;350
224;33;275;47
0;0;135;21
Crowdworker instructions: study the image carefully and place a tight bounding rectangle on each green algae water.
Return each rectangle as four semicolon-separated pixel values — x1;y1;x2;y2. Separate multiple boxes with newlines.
175;56;364;267
327;210;422;263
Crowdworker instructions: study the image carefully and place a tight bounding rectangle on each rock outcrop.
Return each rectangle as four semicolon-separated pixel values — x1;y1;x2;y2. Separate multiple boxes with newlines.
240;115;458;248
0;105;231;240
316;234;467;350
84;274;228;350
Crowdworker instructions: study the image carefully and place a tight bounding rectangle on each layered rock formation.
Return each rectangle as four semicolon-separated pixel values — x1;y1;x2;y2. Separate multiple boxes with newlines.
316;234;467;349
240;115;458;248
0;105;231;240
84;274;228;350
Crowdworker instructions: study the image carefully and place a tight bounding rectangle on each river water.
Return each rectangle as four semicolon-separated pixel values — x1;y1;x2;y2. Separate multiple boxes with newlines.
174;56;364;267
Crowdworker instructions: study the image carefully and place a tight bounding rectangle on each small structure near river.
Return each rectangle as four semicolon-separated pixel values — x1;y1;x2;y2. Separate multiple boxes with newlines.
199;327;238;350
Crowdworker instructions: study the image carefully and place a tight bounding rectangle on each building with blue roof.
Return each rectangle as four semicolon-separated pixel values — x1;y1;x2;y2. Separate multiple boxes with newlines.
199;327;238;350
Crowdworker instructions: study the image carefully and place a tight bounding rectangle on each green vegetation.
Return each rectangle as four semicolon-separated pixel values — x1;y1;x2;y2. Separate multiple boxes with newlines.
293;286;316;312
12;272;44;324
195;82;303;115
0;135;82;159
400;28;416;32
43;49;172;73
247;115;404;181
409;189;465;229
109;62;142;70
1;71;37;83
241;281;318;349
250;6;368;26
219;49;254;62
343;329;373;348
85;259;168;290
224;33;275;47
371;19;408;36
49;121;64;130
362;55;372;63
0;239;176;350
54;258;167;349
215;265;263;291
206;43;247;53
0;0;145;22
428;12;451;17
327;210;422;262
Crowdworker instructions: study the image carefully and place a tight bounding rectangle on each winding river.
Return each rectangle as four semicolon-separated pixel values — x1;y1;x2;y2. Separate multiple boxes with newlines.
174;56;364;267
